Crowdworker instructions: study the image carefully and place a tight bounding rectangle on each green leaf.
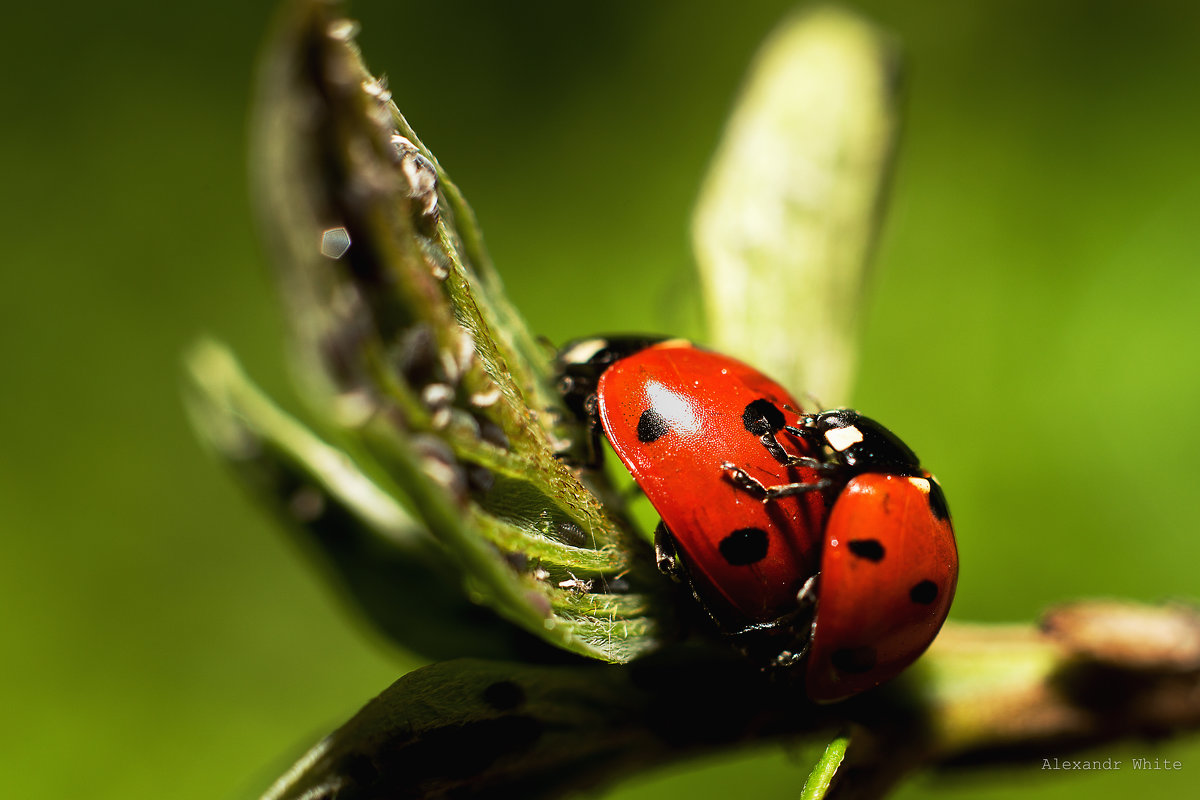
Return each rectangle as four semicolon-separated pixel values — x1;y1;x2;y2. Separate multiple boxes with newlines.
800;733;850;800
223;0;669;662
693;6;899;406
184;339;559;660
254;606;1200;800
207;5;1200;799
258;653;838;800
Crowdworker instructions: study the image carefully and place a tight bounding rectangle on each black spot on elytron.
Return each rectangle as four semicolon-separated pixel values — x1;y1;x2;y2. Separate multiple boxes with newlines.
927;480;951;522
637;408;670;442
910;579;939;605
482;680;526;712
831;646;878;674
742;398;786;436
848;538;885;562
719;527;770;566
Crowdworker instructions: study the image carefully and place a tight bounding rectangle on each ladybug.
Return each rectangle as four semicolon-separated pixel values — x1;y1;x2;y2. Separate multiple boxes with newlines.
558;337;828;629
724;409;958;702
556;338;958;702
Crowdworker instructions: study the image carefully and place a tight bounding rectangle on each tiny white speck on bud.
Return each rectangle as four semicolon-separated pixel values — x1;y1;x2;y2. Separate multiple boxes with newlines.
470;387;502;408
440;330;476;383
421;383;455;408
326;18;360;42
390;134;440;229
361;76;392;104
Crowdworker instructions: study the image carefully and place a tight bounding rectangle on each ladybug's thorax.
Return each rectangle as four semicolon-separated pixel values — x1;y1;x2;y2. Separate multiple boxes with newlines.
816;410;923;478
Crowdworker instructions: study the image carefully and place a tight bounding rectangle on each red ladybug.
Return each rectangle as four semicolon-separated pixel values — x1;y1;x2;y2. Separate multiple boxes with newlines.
725;409;958;702
558;337;828;629
556;338;958;702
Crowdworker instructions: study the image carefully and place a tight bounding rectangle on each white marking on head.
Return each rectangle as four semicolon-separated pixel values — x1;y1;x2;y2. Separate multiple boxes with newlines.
907;476;931;493
560;339;609;364
824;425;864;452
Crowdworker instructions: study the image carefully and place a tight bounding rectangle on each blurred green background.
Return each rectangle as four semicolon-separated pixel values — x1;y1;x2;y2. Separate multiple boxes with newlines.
3;0;1198;797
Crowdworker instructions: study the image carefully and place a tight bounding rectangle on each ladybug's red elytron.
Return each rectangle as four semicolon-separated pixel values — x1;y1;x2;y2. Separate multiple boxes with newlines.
557;338;958;702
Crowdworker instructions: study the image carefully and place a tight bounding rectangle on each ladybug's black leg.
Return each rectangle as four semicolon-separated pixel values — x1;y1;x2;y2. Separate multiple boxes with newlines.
552;383;606;468
757;431;793;465
771;645;806;668
580;393;606;469
795;573;819;608
772;617;817;668
742;399;803;467
758;432;821;468
757;430;834;472
750;422;837;472
784;423;820;446
722;463;831;499
653;521;680;576
760;579;820;669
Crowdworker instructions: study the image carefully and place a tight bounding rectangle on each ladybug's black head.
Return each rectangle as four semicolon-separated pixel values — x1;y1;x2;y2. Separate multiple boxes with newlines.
811;409;922;477
554;336;674;423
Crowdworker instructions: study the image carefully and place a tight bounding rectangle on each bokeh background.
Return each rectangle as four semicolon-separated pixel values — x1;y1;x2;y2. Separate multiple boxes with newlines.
3;0;1199;797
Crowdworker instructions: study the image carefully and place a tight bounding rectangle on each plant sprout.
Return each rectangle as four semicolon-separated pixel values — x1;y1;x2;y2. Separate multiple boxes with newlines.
185;2;1200;798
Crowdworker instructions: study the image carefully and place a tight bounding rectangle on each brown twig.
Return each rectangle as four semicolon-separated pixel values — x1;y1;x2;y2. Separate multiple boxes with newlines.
256;601;1200;799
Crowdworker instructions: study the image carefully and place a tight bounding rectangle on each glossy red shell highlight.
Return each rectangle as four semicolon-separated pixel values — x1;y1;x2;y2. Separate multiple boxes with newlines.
805;472;958;702
595;342;827;627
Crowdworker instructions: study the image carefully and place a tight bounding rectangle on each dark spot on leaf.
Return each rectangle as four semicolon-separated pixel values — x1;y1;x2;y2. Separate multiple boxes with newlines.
848;539;885;562
482;680;526;712
910;580;939;605
637;408;670;442
719;527;769;566
831;646;878;674
742;398;786;436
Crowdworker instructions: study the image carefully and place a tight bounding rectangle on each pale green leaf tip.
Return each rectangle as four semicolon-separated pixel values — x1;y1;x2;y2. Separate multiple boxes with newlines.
183;338;421;538
693;4;899;406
